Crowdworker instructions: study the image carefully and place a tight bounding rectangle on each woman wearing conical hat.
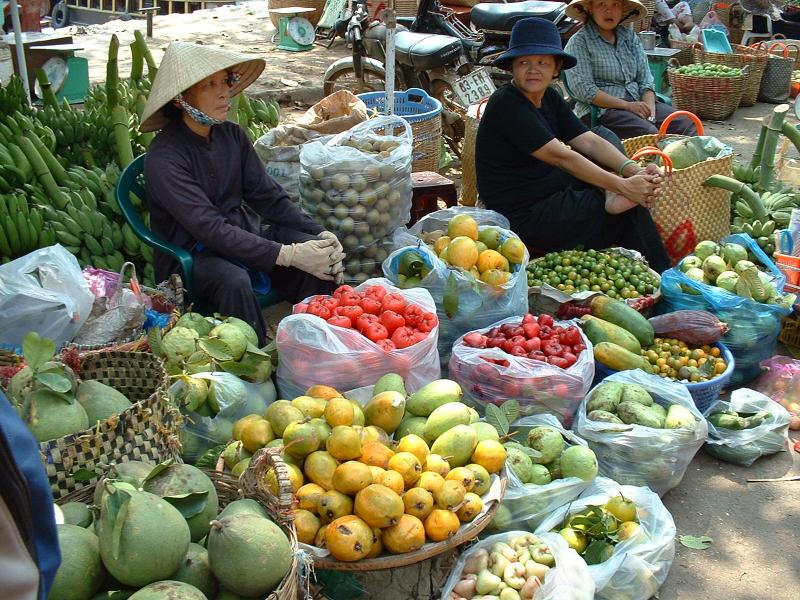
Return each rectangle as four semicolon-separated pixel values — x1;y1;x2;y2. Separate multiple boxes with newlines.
140;42;342;345
563;0;697;139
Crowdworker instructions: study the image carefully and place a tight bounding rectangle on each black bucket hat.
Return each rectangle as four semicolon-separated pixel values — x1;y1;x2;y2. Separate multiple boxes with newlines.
493;17;578;72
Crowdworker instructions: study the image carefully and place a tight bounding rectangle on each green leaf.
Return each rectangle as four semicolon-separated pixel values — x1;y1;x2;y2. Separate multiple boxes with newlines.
141;459;175;486
262;341;279;367
195;444;227;469
163;491;209;519
244;343;267;357
679;535;713;550
198;338;233;362
104;485;132;562
36;372;72;394
501;399;520;425
72;468;97;482
583;539;613;565
219;360;258;378
148;327;164;357
485;404;509;436
22;331;55;372
443;272;459;319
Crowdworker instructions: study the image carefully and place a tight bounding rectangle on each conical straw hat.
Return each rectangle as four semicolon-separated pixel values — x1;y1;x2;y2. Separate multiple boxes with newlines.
139;41;266;133
566;0;648;25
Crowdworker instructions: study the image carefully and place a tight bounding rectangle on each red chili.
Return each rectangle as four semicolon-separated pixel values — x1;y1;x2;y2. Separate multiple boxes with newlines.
380;310;406;335
390;326;417;349
327;315;352;328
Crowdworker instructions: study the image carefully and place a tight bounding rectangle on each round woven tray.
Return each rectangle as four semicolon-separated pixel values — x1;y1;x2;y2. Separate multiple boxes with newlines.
309;472;507;572
57;448;302;600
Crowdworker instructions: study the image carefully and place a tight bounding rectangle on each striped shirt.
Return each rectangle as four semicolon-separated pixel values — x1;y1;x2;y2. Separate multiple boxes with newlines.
564;19;655;118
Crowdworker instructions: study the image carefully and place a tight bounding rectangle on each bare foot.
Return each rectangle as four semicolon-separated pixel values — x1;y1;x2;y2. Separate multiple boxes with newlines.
604;191;638;215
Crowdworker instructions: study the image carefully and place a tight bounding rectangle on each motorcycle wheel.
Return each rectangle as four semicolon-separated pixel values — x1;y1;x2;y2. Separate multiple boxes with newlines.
323;64;387;96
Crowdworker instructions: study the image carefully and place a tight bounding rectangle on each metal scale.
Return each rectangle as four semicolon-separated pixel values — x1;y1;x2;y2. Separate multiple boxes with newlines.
268;7;316;52
31;43;89;103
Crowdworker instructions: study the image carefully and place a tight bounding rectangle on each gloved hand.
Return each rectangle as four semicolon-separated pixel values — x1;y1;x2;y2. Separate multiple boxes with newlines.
319;231;346;284
275;237;339;281
319;231;344;255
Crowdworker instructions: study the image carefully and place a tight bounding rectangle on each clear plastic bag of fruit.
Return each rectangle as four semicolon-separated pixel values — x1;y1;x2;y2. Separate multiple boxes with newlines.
440;531;595;600
448;317;595;424
384;208;529;365
704;388;791;466
275;278;440;398
573;370;708;496
488;415;595;535
298;115;413;254
660;234;792;386
175;371;277;464
535;477;676;600
752;355;800;430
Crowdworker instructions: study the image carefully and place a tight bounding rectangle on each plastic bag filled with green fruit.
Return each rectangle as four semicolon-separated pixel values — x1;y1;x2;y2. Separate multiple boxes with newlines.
487;414;595;535
440;531;595;600
384;207;529;365
660;234;792;385
704;388;791;466
573;371;708;496
535;477;676;600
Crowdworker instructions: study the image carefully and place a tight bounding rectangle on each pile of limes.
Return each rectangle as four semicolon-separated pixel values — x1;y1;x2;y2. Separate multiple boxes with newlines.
526;249;659;299
673;63;743;77
642;338;728;382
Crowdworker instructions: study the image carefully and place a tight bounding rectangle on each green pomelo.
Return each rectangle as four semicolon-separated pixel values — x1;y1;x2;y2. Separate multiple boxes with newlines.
222;441;252;470
217;499;270;521
94;460;155;507
176;312;214;337
77;380;132;425
128;581;207;600
50;524;106;600
24;389;89;442
169;542;219;599
215;589;250;600
207;513;292;597
98;488;190;587
9;362;79;406
142;463;220;542
90;592;134;600
60;501;93;528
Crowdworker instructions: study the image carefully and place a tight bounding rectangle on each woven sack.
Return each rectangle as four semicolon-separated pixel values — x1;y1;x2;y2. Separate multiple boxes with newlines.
460;98;489;207
756;41;796;103
691;42;768;106
622;111;732;263
41;351;178;499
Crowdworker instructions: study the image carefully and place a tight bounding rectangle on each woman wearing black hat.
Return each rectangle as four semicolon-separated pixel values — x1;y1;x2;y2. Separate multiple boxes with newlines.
475;17;671;273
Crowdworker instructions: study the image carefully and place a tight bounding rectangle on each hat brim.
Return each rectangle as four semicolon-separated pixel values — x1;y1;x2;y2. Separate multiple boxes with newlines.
565;0;648;25
139;57;266;133
493;46;578;71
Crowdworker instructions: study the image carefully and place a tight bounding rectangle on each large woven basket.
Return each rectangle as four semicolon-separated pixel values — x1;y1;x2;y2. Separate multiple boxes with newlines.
667;61;746;120
669;38;696;65
771;35;800;68
691;42;768;106
623;111;733;263
459;99;489;206
268;0;325;28
756;41;797;103
56;449;304;600
40;351;178;499
632;0;655;32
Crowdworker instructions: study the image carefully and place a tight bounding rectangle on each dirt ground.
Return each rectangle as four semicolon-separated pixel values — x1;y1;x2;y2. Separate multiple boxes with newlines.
6;3;800;597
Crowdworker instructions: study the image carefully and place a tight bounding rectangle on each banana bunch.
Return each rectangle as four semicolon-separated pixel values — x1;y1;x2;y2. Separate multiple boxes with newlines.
730;218;777;256
237;96;281;142
733;189;798;225
732;162;760;185
34;103;116;168
0;193;56;264
0;76;32;116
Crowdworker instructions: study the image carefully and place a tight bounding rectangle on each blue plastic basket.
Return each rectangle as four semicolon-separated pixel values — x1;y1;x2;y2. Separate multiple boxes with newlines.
357;88;443;172
594;342;735;413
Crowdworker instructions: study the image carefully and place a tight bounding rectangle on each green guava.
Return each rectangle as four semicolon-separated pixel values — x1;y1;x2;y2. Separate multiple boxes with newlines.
176;312;214;337
559;446;599;481
526;426;565;464
163;327;200;363
209;324;248;361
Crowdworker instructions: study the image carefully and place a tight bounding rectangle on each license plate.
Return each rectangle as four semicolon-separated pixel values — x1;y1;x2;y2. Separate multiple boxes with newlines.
452;68;496;108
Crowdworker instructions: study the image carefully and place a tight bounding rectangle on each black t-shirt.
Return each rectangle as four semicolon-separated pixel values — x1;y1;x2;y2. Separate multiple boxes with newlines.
475;84;589;220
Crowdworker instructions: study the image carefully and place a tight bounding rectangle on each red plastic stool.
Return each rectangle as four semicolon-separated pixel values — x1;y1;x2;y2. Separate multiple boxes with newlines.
409;171;457;226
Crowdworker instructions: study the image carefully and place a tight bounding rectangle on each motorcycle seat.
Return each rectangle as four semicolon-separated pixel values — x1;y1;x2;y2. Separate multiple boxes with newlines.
471;1;566;32
395;31;464;70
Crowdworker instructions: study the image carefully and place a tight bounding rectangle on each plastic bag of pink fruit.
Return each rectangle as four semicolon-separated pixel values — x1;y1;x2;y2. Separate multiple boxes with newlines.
752;356;800;430
448;315;595;426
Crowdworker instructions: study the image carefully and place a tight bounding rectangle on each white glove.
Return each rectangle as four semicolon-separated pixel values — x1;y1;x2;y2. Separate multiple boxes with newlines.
319;231;344;255
276;237;339;281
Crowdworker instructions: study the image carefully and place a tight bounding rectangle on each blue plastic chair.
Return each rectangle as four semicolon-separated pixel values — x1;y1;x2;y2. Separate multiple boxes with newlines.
115;154;283;311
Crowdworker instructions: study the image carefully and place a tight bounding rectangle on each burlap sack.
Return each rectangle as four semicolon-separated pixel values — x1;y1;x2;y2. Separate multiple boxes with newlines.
295;90;369;135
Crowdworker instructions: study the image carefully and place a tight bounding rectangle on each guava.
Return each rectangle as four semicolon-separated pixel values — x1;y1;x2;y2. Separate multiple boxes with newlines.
176;312;214;337
528;463;552;485
680;256;702;272
715;270;739;292
163;327;200;363
504;446;534;483
222;317;259;346
722;243;748;267
734;260;756;274
559;446;598;481
526;426;565;464
209;324;248;361
684;267;705;283
702;255;727;284
694;240;720;261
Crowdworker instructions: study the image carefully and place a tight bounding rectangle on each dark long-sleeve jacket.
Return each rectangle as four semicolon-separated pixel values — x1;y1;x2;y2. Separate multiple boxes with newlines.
145;119;323;281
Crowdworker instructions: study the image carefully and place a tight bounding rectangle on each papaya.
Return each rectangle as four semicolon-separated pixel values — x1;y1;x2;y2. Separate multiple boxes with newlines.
594;342;653;374
580;315;641;354
590;295;654;347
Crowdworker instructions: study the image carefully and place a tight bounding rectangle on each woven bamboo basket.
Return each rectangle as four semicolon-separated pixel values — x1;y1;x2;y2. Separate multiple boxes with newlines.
56;448;303;600
268;0;325;28
779;314;800;349
691;42;768;106
622;111;733;264
297;470;507;571
632;0;655;32
667;61;746;120
755;41;796;103
669;38;696;65
32;351;178;499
